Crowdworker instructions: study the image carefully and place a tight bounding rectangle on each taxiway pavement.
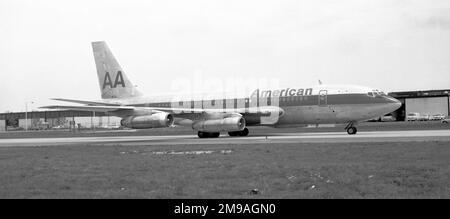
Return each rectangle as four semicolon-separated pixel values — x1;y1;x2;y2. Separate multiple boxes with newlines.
0;129;449;147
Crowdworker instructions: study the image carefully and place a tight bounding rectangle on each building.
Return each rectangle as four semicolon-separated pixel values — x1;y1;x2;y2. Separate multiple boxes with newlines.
0;119;5;131
389;89;450;121
0;110;121;131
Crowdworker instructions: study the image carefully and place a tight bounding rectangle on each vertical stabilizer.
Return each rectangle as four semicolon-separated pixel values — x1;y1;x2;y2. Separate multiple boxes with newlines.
92;41;143;99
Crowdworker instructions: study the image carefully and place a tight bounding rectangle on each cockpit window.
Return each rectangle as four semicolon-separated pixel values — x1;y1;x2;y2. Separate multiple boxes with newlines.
368;90;386;97
367;90;387;97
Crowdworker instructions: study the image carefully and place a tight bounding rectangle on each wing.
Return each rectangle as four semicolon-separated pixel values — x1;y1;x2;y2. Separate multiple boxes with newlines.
51;98;121;106
40;105;283;124
47;98;282;116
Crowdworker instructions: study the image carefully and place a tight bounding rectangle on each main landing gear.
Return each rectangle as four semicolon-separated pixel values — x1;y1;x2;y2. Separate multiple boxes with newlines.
345;122;357;135
197;128;250;138
228;128;249;137
197;131;220;138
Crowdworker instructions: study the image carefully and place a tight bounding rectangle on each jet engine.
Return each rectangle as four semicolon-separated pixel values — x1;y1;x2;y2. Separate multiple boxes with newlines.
120;113;174;129
192;116;246;132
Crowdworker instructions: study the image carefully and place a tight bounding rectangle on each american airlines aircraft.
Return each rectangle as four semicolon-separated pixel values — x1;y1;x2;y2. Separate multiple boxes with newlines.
42;41;401;138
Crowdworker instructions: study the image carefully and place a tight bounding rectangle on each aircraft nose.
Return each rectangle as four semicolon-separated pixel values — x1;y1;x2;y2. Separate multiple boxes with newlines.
394;98;401;108
386;96;402;111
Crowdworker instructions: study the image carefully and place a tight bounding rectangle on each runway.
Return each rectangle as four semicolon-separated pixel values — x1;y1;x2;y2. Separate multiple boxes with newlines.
1;129;450;147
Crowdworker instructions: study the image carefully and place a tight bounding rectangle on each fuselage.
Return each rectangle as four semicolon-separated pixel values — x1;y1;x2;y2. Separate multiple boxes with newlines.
101;84;401;126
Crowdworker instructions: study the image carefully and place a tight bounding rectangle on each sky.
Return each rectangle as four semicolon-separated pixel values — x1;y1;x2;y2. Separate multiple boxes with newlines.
1;0;449;112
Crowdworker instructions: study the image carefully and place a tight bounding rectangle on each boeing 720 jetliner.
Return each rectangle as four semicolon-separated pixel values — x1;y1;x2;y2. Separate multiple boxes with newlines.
42;41;401;138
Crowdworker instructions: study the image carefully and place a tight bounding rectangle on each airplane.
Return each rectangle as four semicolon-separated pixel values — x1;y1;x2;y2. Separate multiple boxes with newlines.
41;41;402;138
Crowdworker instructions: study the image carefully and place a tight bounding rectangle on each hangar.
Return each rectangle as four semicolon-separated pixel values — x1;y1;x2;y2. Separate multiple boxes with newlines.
388;89;450;121
0;110;121;131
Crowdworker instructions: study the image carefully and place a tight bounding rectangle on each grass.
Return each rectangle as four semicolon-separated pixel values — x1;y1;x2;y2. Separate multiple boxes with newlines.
0;141;449;198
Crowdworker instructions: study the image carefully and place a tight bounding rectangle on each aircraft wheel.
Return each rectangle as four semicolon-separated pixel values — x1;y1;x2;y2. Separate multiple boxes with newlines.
239;128;249;136
347;127;357;135
198;131;220;138
228;128;249;137
228;131;238;136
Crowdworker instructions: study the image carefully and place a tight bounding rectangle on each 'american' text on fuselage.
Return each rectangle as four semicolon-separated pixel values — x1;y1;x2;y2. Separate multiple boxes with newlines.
251;88;313;98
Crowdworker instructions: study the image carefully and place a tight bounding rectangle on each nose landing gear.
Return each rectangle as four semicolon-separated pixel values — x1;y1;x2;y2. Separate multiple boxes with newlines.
345;122;357;135
346;126;357;135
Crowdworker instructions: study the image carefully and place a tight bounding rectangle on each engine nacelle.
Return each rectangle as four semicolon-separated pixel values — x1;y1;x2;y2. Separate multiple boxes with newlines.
192;116;246;132
121;113;174;129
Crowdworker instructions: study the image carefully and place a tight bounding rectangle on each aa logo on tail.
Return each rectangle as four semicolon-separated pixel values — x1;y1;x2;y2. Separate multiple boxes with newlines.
103;71;126;89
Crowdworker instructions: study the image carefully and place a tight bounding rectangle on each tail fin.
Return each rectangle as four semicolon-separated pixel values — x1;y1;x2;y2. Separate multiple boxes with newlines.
92;41;143;99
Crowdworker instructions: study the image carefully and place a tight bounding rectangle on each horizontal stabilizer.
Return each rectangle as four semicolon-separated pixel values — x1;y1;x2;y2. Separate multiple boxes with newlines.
40;105;135;112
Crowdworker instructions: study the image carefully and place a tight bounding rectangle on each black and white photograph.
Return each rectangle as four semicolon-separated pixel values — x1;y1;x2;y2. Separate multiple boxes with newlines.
0;0;449;207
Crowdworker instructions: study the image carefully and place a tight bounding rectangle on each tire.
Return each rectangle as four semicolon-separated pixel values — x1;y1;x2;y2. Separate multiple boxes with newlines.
198;131;220;138
239;128;249;136
228;128;249;137
347;127;357;135
228;131;238;136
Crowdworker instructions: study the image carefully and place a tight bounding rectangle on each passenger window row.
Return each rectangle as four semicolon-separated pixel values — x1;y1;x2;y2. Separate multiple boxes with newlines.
150;96;310;108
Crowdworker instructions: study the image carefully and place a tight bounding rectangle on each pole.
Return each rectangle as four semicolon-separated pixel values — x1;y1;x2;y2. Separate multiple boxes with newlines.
24;101;34;131
25;102;28;132
447;94;449;117
93;111;96;132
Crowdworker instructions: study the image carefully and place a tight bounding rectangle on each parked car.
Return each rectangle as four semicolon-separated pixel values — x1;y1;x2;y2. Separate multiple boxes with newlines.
432;114;446;120
419;114;431;121
406;112;420;121
381;115;396;122
442;118;450;124
367;117;380;122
